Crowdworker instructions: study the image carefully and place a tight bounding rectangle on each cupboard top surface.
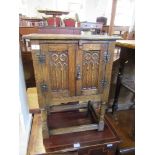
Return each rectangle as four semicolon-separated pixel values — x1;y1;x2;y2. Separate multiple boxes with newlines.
22;33;121;41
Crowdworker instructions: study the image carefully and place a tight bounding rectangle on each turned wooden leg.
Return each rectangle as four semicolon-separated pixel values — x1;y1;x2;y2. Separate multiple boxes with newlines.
98;102;106;131
112;71;122;113
112;51;126;114
41;109;49;139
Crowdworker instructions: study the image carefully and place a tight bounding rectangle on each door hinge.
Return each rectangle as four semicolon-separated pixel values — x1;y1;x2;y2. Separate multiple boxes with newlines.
36;53;46;64
40;83;48;93
103;52;110;63
100;79;109;88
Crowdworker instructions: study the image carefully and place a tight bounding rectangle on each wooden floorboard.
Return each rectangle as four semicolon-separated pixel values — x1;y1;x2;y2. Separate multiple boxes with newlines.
27;114;45;155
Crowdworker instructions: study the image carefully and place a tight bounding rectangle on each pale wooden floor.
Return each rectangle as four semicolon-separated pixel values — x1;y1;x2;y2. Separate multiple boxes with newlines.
27;114;45;155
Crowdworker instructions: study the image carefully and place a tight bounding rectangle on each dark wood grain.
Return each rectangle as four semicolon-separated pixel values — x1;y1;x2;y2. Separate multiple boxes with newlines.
27;113;120;155
44;111;120;153
106;110;135;155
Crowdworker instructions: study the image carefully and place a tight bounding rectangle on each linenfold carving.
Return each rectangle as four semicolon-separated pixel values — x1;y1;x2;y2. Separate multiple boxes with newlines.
83;51;100;88
49;51;68;90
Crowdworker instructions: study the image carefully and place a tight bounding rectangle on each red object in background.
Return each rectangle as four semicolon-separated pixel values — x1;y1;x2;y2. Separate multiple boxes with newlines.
64;18;75;27
77;22;80;27
47;17;61;27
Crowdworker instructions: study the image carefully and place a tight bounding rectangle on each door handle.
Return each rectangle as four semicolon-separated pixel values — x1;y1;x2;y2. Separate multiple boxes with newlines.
76;65;81;80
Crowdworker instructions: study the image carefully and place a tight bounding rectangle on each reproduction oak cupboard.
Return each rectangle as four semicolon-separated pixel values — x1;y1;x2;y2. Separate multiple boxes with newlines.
23;34;120;140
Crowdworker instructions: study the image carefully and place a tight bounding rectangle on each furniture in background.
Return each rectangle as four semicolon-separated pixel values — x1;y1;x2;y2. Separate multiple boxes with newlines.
63;18;76;27
112;40;135;113
106;110;135;155
96;17;107;25
20;27;39;51
19;27;38;88
21;52;36;88
19;16;46;27
38;10;69;27
38;27;81;34
23;34;120;153
102;26;129;36
127;31;135;40
80;22;103;34
46;17;62;27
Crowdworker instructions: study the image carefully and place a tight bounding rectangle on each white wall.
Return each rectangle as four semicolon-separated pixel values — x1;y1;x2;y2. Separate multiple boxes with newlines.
19;0;112;22
19;0;135;26
19;52;32;155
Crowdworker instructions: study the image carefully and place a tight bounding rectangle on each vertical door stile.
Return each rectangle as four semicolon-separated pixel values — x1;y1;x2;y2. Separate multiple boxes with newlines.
98;43;105;94
68;44;76;96
40;44;50;106
76;43;82;96
102;42;115;102
31;41;48;108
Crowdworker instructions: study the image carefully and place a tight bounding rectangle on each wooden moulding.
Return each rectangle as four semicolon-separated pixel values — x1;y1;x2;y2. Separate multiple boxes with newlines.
49;124;98;135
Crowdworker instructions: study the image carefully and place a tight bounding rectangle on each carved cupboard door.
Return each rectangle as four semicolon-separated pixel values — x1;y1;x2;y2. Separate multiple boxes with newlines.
32;43;76;107
76;42;110;97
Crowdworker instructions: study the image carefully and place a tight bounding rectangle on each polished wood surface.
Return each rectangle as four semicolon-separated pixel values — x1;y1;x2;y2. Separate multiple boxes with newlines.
106;110;135;154
116;40;135;49
102;26;129;36
23;34;121;40
27;113;120;155
44;111;120;153
27;114;45;155
38;10;69;16
19;27;39;35
27;88;40;113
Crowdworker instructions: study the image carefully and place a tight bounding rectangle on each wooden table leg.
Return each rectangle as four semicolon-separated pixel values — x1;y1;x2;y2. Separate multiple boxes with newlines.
112;47;126;114
98;102;105;131
41;110;50;139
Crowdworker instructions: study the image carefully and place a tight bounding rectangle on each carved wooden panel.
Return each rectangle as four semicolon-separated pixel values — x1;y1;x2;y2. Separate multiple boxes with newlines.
48;51;69;91
45;44;76;98
76;43;108;96
82;51;100;89
31;40;115;107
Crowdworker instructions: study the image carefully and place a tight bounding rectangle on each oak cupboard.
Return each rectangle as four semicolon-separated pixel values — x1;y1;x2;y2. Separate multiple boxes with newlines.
23;34;120;140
